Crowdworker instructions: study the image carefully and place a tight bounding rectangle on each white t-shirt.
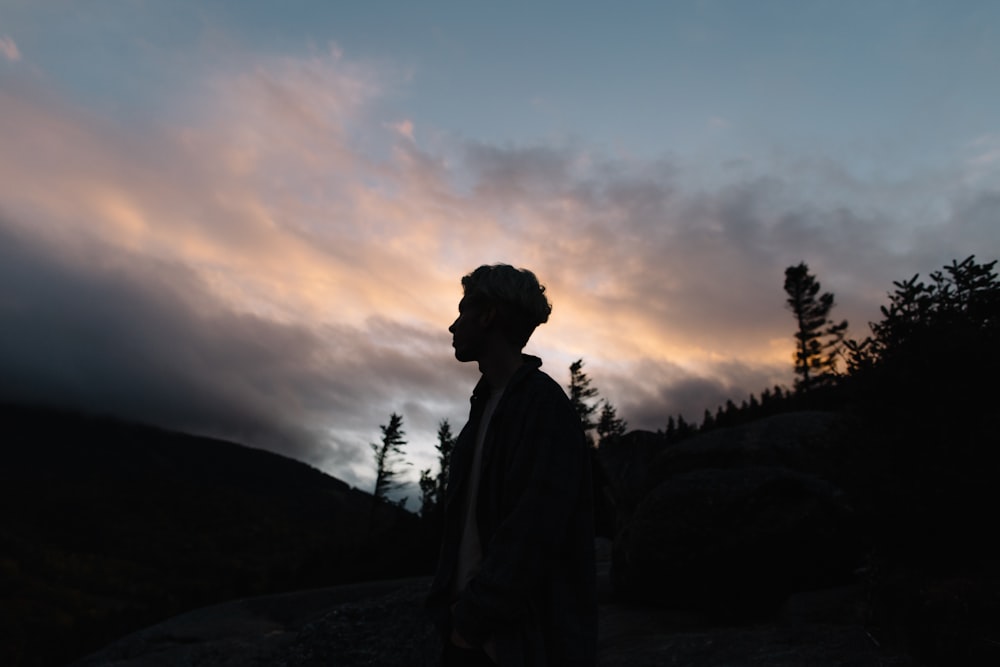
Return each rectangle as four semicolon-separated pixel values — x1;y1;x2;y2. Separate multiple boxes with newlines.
453;385;504;597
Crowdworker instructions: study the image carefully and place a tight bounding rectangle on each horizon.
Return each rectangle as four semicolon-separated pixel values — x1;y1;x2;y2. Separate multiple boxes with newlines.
2;1;998;503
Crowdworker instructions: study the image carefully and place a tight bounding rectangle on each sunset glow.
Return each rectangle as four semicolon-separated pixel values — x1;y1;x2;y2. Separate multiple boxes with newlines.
2;1;998;502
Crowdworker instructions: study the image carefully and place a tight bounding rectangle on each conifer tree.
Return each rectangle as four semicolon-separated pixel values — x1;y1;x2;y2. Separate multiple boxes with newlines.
676;414;693;439
568;359;600;437
595;400;627;446
419;419;456;520
371;413;409;503
847;255;999;370
720;399;738;426
433;419;455;500
784;262;849;392
418;469;436;519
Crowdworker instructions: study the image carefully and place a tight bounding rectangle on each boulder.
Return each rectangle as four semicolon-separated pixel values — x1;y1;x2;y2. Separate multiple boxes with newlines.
595;430;666;531
597;413;850;526
643;411;849;490
613;465;858;618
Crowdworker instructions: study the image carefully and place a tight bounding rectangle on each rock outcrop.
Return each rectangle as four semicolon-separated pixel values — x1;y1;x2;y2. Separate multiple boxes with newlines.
613;465;857;615
609;412;862;616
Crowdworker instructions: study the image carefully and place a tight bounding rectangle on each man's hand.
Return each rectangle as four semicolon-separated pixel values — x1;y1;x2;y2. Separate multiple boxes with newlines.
449;602;474;648
450;603;498;662
451;628;498;664
450;627;474;649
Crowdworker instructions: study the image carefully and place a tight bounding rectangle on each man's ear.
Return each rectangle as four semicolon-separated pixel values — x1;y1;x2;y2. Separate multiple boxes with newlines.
477;305;497;327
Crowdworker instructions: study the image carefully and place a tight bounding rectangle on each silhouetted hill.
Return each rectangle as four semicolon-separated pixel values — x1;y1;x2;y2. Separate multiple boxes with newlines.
0;403;424;667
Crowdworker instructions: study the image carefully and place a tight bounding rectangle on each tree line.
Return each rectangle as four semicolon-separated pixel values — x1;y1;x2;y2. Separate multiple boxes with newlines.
660;254;998;441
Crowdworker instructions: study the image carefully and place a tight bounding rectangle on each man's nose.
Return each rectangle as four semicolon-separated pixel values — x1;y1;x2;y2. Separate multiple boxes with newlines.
448;318;457;333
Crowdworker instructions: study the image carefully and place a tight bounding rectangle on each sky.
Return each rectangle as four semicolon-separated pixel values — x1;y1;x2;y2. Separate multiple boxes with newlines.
2;0;998;505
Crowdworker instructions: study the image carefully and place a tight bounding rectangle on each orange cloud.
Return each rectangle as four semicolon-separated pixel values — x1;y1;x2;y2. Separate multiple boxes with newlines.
0;35;20;62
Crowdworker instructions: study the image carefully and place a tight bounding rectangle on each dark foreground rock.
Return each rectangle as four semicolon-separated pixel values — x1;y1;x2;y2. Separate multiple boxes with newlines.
613;465;858;616
73;577;917;667
609;412;866;616
69;578;433;667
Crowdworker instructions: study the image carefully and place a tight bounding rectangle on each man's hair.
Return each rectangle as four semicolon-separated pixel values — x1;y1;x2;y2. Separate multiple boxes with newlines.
461;264;552;349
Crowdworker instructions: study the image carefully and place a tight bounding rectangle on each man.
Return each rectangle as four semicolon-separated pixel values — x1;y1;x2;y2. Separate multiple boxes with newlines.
426;264;597;667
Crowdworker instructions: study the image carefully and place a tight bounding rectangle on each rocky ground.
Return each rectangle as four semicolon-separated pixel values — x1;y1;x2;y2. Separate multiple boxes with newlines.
73;553;918;667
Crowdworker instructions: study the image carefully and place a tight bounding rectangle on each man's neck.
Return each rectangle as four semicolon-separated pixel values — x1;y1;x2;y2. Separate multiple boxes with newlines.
478;347;525;392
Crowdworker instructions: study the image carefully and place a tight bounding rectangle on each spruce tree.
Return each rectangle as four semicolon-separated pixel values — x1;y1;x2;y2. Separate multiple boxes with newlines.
595;400;627;446
568;359;600;437
701;409;715;431
371;413;409;502
418;469;437;519
676;414;693;439
432;419;455;506
784;262;849;392
420;419;456;523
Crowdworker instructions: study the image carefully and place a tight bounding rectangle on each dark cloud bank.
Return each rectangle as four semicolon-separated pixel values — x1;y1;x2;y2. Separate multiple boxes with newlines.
0;216;471;487
0;217;335;460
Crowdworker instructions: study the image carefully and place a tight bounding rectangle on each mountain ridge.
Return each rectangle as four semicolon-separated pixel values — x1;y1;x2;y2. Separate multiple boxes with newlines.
0;402;425;667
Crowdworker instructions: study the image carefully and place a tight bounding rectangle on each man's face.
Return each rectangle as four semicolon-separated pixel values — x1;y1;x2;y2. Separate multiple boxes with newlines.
448;296;488;362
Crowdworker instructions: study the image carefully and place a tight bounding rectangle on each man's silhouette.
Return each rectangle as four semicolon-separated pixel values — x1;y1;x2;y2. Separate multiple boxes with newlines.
427;264;597;666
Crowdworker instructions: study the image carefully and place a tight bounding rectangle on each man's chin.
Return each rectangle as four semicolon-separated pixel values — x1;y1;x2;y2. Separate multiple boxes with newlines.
453;348;476;363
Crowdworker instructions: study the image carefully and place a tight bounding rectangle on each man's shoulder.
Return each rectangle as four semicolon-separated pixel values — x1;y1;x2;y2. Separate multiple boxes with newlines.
510;367;578;419
507;367;586;447
518;365;568;398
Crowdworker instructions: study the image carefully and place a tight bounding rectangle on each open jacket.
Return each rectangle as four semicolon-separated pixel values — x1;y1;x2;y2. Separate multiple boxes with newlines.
426;356;597;666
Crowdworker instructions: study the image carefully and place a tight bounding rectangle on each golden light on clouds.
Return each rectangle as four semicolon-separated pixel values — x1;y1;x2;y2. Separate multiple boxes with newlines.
95;190;148;249
1;50;786;384
1;42;926;493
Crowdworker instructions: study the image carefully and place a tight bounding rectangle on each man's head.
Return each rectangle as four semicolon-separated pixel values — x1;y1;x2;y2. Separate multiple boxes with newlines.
449;264;552;361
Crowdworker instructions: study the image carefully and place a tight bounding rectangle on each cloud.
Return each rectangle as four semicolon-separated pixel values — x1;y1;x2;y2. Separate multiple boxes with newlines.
1;44;998;502
387;119;415;141
969;134;1000;166
0;219;329;456
0;36;20;62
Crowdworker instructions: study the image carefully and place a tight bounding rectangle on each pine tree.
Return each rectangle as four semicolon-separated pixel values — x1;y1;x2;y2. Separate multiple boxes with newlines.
848;255;1000;370
676;414;693;439
568;359;599;437
419;419;456;520
433;419;455;500
371;413;409;503
784;262;849;392
721;399;738;426
701;408;715;431
418;469;437;519
595;400;627;446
